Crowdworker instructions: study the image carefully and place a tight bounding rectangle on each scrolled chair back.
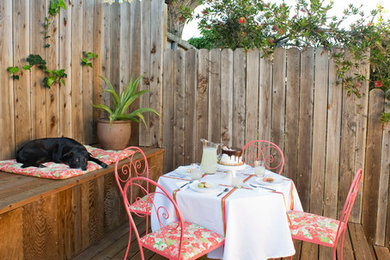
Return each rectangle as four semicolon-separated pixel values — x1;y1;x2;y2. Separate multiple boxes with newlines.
123;177;186;260
114;146;149;197
242;140;285;175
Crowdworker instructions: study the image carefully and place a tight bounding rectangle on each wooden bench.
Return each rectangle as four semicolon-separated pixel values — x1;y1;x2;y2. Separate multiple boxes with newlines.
0;147;164;260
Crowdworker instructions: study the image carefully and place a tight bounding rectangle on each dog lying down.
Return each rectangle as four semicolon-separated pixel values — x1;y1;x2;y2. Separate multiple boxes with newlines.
16;137;108;170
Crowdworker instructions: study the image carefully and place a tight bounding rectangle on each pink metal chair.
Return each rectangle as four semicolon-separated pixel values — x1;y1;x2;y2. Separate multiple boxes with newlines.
241;140;285;174
288;168;363;260
123;176;225;260
114;146;154;216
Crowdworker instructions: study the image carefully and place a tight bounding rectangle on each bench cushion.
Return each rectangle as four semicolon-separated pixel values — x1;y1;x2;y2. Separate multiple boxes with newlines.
0;146;133;179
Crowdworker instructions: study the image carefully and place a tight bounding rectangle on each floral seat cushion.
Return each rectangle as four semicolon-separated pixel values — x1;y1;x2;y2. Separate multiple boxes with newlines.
130;193;154;214
0;146;134;179
141;222;224;259
288;210;341;246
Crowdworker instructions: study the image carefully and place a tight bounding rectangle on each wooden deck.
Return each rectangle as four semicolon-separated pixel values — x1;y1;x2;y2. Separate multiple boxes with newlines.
72;217;390;260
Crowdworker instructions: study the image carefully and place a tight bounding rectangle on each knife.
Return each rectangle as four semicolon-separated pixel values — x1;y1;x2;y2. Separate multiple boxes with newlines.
249;184;276;192
180;180;193;188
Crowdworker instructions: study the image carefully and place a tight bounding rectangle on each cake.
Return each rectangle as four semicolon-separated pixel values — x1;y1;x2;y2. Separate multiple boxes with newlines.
218;146;244;166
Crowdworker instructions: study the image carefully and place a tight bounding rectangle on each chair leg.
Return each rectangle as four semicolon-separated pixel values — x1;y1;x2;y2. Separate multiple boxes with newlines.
337;228;347;260
124;219;132;260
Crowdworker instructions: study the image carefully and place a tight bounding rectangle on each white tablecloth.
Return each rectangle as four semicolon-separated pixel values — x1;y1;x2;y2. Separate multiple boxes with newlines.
151;165;303;260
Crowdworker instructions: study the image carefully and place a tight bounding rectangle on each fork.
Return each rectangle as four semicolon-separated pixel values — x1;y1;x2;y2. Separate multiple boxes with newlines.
217;188;229;197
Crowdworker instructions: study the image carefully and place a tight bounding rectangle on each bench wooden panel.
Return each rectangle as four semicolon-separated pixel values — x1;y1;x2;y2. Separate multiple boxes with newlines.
0;147;164;260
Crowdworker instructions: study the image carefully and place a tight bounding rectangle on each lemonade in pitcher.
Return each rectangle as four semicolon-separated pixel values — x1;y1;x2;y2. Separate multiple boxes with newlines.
200;139;220;174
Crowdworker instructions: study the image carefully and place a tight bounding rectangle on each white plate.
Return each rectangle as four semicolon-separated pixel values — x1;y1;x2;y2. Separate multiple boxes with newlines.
175;166;203;177
189;181;219;193
255;175;283;185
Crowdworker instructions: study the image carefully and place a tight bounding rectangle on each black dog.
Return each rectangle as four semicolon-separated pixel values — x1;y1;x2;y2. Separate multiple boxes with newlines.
16;137;108;170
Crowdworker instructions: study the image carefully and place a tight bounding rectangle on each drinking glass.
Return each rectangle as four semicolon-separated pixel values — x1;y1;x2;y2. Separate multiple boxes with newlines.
254;160;266;178
232;176;243;188
190;168;202;180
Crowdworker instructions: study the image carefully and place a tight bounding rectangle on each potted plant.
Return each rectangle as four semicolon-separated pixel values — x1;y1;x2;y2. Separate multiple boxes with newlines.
92;75;159;150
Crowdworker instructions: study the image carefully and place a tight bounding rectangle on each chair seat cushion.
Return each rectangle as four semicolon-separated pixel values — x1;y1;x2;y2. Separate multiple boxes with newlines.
141;221;224;259
288;210;340;246
130;193;154;214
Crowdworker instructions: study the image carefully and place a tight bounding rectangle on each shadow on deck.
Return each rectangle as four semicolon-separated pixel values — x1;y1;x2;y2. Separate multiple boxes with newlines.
71;217;390;260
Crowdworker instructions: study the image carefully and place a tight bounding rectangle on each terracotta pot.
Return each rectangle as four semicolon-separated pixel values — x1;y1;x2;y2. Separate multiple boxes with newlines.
97;119;131;150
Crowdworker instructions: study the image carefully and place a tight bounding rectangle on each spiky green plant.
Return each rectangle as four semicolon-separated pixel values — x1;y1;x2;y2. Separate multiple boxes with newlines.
92;75;160;126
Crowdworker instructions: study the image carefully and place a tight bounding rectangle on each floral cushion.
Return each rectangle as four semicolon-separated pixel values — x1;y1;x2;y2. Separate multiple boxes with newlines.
141;222;224;259
288;210;341;246
0;146;134;179
130;193;154;214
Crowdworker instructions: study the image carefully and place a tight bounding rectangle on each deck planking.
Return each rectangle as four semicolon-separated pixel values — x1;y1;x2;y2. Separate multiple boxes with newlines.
72;219;384;260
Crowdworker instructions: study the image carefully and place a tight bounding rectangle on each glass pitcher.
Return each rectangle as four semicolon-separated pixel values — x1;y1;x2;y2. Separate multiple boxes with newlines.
200;138;221;174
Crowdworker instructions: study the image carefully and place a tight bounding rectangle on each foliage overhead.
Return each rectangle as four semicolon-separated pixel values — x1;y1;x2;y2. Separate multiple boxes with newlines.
92;75;160;126
180;0;390;120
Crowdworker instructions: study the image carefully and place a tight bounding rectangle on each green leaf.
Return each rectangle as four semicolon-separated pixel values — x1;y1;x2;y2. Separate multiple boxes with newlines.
26;54;46;66
47;77;55;87
58;0;67;10
22;65;32;71
100;75;120;107
7;66;19;74
381;112;390;123
87;52;98;59
43;77;51;88
44;43;50;48
11;75;20;80
91;104;113;116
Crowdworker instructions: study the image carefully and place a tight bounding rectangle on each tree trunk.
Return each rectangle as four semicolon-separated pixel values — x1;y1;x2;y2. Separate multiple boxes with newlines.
166;0;200;37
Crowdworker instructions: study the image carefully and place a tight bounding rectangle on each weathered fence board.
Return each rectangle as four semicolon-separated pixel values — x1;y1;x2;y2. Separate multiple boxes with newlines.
284;48;300;181
296;48;314;211
271;48;286;153
46;0;60;139
363;89;385;244
232;48;246;149
59;0;73;139
173;49;185;168
128;0;142;146
352;53;370;222
139;0;152;147
258;53;272;143
162;49;174;173
220;49;234;146
245;50;259;144
13;0;31;149
82;0;95;145
149;0;164;147
184;49;197;165
376;104;390;246
31;0;47;140
310;48;329;215
195;49;209;162
323;49;342;219
209;49;221;143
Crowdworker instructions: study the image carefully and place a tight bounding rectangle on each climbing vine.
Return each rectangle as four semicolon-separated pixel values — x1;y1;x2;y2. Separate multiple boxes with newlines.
7;0;67;88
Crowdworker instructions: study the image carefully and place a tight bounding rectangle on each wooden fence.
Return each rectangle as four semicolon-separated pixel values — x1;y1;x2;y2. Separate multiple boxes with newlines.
162;48;389;249
0;0;164;160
